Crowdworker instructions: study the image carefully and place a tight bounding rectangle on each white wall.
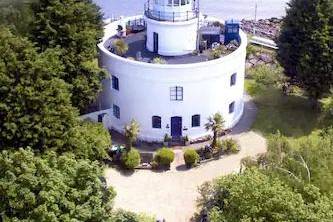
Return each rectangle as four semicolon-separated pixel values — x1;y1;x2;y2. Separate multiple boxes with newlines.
145;17;198;56
97;17;247;142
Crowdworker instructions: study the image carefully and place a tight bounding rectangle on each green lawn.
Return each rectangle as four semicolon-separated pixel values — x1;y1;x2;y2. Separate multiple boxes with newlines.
245;80;322;138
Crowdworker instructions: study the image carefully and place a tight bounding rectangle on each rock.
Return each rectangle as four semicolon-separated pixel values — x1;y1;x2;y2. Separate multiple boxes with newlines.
248;54;255;60
259;53;273;63
249;58;258;65
246;62;253;69
257;60;265;65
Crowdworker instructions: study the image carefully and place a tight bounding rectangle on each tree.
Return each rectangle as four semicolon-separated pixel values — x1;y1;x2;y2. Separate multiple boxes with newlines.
31;0;106;112
198;168;333;222
0;28;78;152
64;121;112;161
111;209;155;222
205;113;225;148
265;130;333;194
124;119;140;150
277;0;333;101
0;0;36;36
0;148;116;221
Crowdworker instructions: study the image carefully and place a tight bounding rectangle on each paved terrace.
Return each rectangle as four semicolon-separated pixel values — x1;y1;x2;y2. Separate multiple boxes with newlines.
105;31;211;64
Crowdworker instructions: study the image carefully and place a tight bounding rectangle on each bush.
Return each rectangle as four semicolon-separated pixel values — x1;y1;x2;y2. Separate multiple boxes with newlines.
111;209;155;222
184;148;200;167
214;139;224;157
222;138;240;154
247;64;285;88
152;57;167;64
121;148;141;170
113;39;128;56
154;148;175;168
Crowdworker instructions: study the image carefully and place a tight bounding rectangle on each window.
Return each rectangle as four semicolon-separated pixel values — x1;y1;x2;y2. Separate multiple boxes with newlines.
98;113;105;122
113;104;120;119
229;102;235;114
170;86;183;101
230;73;237;86
181;0;186;5
174;0;179;6
168;0;172;6
192;115;200;127
112;75;119;90
152;116;162;128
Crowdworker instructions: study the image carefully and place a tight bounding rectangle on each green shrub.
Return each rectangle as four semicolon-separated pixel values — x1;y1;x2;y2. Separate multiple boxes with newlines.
152;57;167;64
121;148;141;169
247;64;285;87
111;209;155;222
222;138;240;154
183;148;200;167
154;148;175;168
113;39;128;56
214;139;224;156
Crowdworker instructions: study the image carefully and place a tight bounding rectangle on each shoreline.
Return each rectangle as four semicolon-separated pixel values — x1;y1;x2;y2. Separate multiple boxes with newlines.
241;17;282;39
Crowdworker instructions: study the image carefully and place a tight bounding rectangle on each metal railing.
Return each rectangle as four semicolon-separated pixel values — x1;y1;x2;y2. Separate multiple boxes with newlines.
144;3;198;22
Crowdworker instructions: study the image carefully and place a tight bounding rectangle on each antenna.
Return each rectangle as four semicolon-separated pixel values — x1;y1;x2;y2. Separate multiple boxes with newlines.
196;0;200;51
253;1;257;35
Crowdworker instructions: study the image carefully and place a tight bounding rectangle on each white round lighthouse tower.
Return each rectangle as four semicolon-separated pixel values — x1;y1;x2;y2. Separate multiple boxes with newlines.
144;0;199;56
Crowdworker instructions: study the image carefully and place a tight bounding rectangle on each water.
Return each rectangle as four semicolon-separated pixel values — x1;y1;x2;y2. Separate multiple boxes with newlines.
93;0;289;20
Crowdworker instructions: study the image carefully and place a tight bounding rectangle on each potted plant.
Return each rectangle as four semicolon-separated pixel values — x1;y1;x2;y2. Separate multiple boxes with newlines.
163;134;171;147
182;135;190;146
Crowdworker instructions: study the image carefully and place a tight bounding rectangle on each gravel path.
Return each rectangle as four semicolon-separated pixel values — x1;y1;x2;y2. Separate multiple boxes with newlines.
105;95;267;221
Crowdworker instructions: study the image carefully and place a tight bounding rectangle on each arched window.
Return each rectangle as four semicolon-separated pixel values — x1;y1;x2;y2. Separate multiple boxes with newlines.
152;116;162;128
229;102;235;114
192;114;200;127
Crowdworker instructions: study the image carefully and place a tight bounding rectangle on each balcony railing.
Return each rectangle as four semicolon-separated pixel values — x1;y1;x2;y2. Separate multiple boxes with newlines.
144;3;198;22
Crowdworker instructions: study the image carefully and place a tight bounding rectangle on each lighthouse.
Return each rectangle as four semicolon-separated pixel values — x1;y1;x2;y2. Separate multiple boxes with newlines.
144;0;199;56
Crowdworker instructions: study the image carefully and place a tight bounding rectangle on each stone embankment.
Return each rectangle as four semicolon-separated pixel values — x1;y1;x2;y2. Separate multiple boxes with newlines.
241;18;282;39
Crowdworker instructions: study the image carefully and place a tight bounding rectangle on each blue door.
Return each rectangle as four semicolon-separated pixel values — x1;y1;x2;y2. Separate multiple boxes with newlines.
171;116;182;139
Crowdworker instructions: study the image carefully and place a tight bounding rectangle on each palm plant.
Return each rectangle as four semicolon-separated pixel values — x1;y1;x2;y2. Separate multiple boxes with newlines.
113;39;128;56
205;113;225;148
124;119;140;150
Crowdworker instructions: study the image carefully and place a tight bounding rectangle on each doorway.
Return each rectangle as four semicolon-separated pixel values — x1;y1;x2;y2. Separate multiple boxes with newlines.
171;116;182;139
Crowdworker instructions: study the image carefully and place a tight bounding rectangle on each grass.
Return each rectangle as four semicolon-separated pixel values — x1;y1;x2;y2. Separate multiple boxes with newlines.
245;79;322;138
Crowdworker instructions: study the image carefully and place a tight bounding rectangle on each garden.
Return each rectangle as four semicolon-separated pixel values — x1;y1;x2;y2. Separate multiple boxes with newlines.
245;45;325;138
108;114;241;172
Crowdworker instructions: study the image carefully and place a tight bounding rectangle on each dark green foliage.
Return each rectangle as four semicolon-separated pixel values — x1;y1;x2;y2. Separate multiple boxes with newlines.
278;0;333;100
64;121;112;161
0;0;36;35
31;0;106;112
0;28;78;151
121;148;141;170
183;148;200;167
199;168;333;222
154;148;175;168
0;148;116;221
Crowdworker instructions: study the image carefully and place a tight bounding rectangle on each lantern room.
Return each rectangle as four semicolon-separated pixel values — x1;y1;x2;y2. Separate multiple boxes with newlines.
144;0;199;56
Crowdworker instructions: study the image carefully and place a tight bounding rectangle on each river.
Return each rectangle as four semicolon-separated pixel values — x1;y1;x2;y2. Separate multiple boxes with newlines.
93;0;289;20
